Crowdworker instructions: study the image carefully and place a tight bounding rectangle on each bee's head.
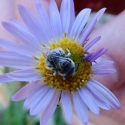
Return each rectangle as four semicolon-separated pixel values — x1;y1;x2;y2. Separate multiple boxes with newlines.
59;59;72;69
58;58;76;78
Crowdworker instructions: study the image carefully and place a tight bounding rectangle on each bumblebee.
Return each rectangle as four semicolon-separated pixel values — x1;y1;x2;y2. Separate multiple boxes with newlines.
45;48;76;80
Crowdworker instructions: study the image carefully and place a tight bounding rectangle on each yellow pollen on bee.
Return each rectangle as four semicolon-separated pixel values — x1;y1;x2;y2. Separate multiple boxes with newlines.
36;37;92;91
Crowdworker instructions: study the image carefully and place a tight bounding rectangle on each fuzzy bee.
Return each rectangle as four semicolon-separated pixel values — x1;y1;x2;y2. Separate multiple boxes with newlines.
45;48;76;80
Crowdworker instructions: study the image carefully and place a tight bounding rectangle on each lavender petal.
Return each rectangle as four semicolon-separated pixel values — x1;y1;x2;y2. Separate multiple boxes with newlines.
0;74;14;83
73;91;88;124
86;80;121;109
6;69;42;81
49;0;62;39
70;9;91;40
23;84;47;109
61;91;72;124
92;60;114;68
40;90;61;125
80;19;97;45
18;4;48;45
86;87;111;110
12;81;42;101
10;18;29;32
86;48;107;62
92;68;116;75
84;36;101;51
2;22;40;50
0;51;36;69
0;38;34;57
80;8;106;45
69;0;75;29
30;87;56;115
35;1;53;40
60;0;71;33
79;87;100;115
29;86;50;113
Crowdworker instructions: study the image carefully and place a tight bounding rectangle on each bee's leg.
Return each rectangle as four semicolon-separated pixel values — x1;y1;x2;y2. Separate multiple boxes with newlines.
53;71;56;76
46;65;54;70
65;48;71;57
46;70;57;76
63;77;66;80
63;77;65;80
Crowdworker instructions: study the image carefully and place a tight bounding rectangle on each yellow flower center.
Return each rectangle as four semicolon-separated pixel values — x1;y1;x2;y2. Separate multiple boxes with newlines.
36;37;92;91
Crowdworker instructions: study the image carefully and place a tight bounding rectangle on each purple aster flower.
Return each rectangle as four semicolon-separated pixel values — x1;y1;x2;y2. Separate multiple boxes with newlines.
0;0;120;125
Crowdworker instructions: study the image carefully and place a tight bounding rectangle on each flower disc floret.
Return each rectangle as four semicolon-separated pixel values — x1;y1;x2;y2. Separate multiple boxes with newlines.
37;37;92;91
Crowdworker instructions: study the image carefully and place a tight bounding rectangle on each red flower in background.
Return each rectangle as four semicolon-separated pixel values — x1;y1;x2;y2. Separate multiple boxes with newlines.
74;0;125;14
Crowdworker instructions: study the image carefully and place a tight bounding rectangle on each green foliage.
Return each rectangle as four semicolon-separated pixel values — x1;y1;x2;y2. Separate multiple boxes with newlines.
53;105;67;125
0;100;39;125
0;100;67;125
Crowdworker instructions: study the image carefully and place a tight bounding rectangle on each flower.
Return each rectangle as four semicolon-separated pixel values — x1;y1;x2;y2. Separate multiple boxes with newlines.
0;0;120;125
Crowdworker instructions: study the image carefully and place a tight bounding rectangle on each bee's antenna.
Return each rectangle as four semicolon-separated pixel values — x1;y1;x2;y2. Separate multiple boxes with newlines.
42;53;47;59
64;32;67;38
32;56;39;60
41;43;46;47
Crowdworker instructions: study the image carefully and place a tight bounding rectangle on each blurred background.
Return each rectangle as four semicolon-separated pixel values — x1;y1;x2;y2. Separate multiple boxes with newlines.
74;0;125;15
0;0;125;125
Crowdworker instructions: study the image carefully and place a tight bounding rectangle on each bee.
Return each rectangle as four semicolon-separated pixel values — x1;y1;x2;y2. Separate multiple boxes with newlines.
45;48;76;80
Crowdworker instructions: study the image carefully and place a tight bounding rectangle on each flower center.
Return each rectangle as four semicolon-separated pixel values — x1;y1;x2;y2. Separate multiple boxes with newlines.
37;37;92;91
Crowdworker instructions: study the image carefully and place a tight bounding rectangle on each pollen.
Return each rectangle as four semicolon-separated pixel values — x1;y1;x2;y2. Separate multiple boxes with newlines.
36;37;92;91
